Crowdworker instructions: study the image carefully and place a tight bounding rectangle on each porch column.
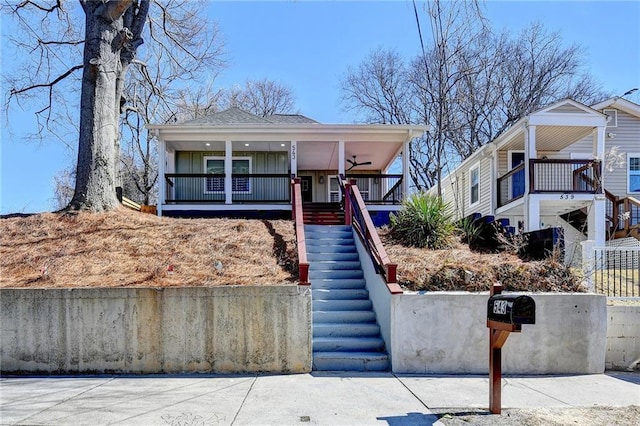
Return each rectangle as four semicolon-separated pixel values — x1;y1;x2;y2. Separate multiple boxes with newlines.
524;125;537;232
225;140;232;205
593;126;606;158
594;126;606;191
588;198;606;248
157;137;165;216
338;140;345;176
290;140;297;177
491;148;498;213
524;125;536;195
402;140;410;199
525;195;540;232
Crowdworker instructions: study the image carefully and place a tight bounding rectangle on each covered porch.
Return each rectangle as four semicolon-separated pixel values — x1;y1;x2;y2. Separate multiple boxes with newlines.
148;121;427;218
492;99;608;246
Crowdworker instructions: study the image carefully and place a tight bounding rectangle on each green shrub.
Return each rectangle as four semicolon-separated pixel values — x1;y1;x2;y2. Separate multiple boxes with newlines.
389;193;455;249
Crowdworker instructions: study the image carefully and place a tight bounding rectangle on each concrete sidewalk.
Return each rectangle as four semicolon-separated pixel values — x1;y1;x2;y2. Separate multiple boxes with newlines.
1;372;638;425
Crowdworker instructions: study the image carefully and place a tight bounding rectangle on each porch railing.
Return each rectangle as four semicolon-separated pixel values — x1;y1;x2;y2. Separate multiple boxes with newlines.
530;159;601;193
164;173;291;203
344;174;403;204
497;159;602;208
497;163;525;208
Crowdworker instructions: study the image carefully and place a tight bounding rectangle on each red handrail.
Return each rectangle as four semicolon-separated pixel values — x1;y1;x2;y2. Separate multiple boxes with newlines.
291;178;309;286
343;178;401;294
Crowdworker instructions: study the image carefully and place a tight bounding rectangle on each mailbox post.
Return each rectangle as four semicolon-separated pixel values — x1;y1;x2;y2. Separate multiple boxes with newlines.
487;284;535;414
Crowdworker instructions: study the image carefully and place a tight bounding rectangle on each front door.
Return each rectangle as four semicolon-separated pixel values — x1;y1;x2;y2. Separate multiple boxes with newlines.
511;152;525;198
301;176;313;202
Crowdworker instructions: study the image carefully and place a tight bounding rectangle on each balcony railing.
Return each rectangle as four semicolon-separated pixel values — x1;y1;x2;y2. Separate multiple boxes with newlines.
344;174;403;204
497;159;602;208
164;173;291;203
497;163;525;208
530;159;601;193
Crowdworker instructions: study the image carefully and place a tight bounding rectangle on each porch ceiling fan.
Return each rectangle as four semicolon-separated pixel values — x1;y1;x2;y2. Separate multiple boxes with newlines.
346;155;372;171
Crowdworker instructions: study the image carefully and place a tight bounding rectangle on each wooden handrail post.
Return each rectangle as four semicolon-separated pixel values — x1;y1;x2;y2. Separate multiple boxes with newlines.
489;283;503;414
625;198;630;232
344;180;352;225
292;177;301;220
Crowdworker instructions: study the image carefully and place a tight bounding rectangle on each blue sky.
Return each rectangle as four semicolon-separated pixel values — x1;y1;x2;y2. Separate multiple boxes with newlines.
2;1;639;214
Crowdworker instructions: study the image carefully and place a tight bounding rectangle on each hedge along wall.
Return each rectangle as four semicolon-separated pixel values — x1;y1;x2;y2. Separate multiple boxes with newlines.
1;286;312;374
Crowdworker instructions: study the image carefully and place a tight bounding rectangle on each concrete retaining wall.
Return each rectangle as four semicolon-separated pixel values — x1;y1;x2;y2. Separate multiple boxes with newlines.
606;304;640;370
1;286;311;374
390;292;607;375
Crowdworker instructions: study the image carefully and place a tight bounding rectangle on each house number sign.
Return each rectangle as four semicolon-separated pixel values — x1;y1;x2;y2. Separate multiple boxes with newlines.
291;145;296;161
560;193;575;200
493;300;508;315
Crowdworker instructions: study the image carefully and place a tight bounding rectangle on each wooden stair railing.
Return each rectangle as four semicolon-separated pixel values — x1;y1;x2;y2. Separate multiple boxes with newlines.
341;177;401;294
603;189;640;240
291;178;310;286
382;177;403;202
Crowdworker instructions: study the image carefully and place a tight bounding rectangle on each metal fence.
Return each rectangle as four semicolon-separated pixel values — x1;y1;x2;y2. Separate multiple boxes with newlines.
593;247;640;297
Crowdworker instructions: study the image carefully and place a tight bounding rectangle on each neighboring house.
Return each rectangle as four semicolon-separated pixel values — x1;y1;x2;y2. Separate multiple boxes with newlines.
432;97;640;264
148;108;427;225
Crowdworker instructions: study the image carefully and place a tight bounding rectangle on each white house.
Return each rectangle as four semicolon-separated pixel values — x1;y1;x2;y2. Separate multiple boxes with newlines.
431;97;640;263
148;108;428;225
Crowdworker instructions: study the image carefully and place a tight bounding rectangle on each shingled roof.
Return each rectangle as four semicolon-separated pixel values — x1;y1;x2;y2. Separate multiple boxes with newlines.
182;107;318;125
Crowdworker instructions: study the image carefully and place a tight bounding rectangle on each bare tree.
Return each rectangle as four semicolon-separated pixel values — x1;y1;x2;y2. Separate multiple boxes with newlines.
5;0;225;212
224;78;296;117
341;49;414;124
340;1;608;192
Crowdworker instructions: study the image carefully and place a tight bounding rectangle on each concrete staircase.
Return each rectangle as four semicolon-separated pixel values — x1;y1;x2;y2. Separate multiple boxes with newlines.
305;224;390;371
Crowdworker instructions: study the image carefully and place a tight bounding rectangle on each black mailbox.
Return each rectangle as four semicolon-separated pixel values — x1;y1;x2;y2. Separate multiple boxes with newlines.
487;294;535;325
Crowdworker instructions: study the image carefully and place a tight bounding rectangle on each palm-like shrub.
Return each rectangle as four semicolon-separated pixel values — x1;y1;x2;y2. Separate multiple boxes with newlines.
389;193;455;249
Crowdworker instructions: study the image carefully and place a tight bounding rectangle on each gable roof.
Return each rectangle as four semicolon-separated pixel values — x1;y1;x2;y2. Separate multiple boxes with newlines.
182;107;318;125
591;97;640;118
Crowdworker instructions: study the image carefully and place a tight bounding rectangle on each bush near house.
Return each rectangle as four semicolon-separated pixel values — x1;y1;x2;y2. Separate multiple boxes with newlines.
388;193;456;249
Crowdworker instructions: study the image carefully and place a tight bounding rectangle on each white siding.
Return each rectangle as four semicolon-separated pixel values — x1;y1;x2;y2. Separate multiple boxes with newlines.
559;109;640;197
433;155;492;220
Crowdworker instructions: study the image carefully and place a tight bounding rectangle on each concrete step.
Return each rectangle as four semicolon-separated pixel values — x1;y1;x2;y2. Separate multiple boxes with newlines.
311;279;366;289
312;298;372;311
312;351;390;371
312;288;369;300
305;227;353;236
309;261;361;270
304;224;351;232
313;310;376;323
307;252;360;262
306;238;355;246
306;244;357;254
313;336;385;352
309;270;363;280
313;322;381;337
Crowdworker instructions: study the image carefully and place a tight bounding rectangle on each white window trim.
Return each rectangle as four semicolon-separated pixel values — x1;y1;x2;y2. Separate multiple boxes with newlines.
203;156;252;194
469;163;480;208
334;175;372;201
603;109;618;128
328;175;341;202
627;153;640;194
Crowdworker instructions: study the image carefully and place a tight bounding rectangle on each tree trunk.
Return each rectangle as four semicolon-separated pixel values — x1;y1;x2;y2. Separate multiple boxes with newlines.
70;0;146;212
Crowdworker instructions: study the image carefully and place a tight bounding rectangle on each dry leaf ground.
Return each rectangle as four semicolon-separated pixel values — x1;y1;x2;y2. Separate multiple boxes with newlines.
1;209;583;292
0;208;297;288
